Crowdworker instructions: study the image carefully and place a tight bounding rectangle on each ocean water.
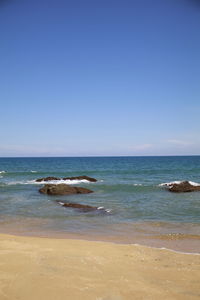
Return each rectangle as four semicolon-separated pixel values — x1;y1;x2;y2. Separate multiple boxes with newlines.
0;156;200;252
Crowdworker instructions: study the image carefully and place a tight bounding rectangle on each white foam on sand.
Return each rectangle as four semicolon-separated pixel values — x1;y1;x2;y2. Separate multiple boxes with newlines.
133;243;200;255
159;180;200;187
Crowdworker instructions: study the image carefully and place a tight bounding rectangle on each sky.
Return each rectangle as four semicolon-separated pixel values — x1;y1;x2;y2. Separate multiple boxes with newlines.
0;0;200;157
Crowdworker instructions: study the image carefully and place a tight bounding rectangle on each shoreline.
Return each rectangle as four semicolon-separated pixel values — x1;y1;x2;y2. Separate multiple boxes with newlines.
1;229;199;256
0;233;200;300
0;217;200;254
0;229;200;254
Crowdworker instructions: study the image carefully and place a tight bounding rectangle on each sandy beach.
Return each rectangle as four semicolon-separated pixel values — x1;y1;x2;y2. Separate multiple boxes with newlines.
0;234;199;300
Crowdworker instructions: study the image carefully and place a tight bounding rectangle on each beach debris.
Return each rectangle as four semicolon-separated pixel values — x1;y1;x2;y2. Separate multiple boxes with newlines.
162;181;200;193
39;184;93;195
36;175;97;183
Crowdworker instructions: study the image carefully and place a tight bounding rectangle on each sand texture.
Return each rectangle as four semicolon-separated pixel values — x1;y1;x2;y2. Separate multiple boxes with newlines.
0;234;200;300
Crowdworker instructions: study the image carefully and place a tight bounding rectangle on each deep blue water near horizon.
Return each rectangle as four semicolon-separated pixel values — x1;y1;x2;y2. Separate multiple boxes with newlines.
0;156;200;250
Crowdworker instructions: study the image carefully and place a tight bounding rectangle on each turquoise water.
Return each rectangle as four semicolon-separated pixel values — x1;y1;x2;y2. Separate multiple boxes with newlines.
0;156;200;248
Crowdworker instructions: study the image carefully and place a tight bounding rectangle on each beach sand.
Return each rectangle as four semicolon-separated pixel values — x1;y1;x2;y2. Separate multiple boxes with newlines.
0;234;200;300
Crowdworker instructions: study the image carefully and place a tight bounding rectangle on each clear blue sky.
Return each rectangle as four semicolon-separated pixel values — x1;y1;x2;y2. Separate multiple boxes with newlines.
0;0;200;156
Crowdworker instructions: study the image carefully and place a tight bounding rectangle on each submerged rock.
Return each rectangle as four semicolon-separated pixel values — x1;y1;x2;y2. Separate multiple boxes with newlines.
62;175;97;182
56;201;98;212
39;184;93;195
56;201;109;213
36;176;60;182
166;181;200;193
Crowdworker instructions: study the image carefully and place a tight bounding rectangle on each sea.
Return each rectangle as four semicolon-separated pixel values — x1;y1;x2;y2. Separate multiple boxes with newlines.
0;156;200;253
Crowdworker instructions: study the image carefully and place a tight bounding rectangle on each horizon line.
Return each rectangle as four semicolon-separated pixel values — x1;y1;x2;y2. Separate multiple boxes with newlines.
0;154;200;158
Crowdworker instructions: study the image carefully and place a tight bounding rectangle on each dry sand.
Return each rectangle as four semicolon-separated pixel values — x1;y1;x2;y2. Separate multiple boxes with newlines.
0;234;200;300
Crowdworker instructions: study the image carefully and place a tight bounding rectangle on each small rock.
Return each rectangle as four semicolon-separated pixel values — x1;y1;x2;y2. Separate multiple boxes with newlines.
56;201;97;212
167;181;200;193
36;176;60;182
39;184;93;195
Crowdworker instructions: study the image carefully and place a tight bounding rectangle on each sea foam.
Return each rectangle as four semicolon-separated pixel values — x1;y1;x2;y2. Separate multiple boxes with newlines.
33;179;91;185
159;180;200;187
6;179;92;185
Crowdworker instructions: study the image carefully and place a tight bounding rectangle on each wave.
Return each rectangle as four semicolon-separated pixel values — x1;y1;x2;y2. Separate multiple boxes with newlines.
159;181;200;187
133;243;200;255
97;207;112;213
5;179;92;186
32;179;91;185
0;171;38;175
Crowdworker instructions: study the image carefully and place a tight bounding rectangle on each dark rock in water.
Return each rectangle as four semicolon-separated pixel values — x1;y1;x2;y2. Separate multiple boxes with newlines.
63;175;97;182
167;181;200;193
56;201;109;213
56;201;98;212
36;176;60;182
39;184;93;195
36;175;97;182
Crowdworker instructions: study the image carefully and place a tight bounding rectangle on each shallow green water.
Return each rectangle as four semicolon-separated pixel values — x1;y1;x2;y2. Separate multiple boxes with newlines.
0;156;200;247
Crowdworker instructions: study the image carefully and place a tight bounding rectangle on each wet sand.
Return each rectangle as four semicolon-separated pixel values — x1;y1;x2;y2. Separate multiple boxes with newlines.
0;216;200;253
0;234;200;300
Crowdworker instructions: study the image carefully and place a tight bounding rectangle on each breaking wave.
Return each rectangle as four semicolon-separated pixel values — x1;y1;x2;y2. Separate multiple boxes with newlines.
97;206;112;213
5;179;93;186
159;181;200;187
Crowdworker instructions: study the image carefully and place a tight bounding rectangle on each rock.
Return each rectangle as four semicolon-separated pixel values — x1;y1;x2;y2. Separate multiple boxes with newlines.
56;201;98;212
36;176;60;182
56;201;109;213
63;175;97;182
39;184;93;195
36;175;97;182
167;181;200;193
